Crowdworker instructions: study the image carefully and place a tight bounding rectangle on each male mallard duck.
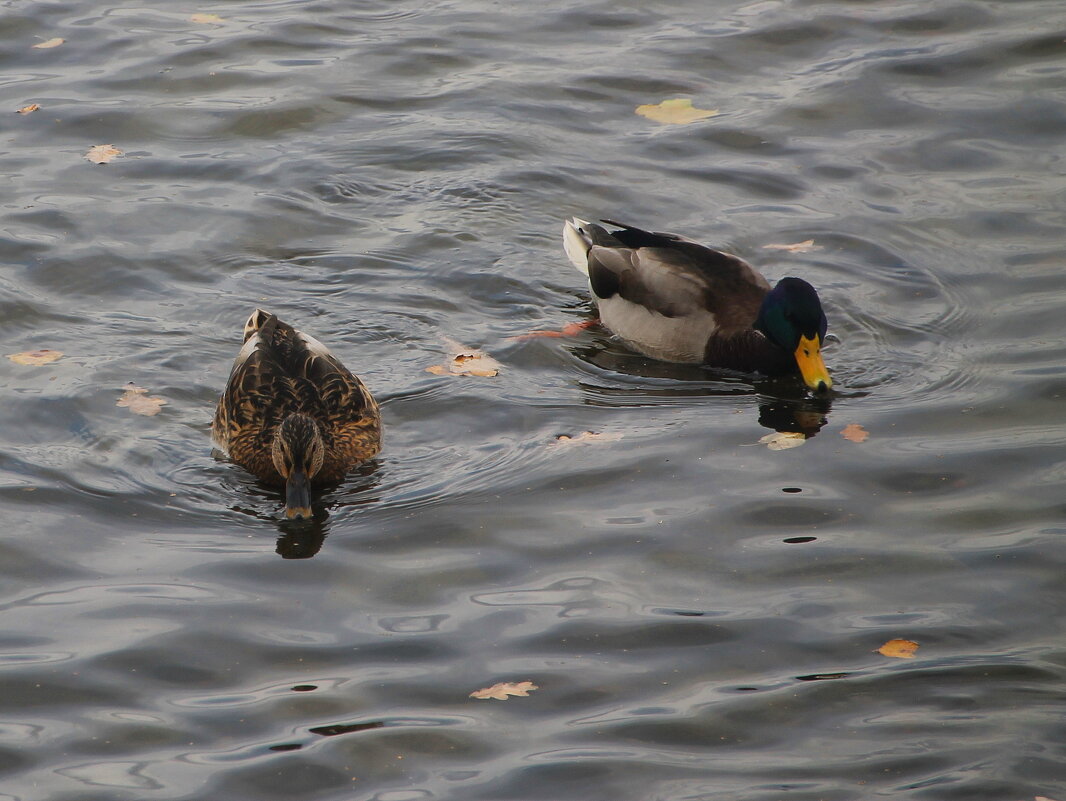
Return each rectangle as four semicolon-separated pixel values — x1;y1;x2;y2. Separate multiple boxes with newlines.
562;218;832;392
212;309;381;519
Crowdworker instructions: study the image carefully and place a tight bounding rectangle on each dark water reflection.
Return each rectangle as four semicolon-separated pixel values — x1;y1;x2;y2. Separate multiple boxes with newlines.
3;0;1066;799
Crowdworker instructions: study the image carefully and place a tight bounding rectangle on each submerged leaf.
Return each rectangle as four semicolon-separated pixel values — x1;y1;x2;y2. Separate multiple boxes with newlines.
470;681;538;700
841;423;869;443
635;98;719;125
877;638;919;659
762;239;817;253
426;339;500;377
759;431;807;450
7;349;62;365
117;383;167;416
554;431;623;446
85;144;122;164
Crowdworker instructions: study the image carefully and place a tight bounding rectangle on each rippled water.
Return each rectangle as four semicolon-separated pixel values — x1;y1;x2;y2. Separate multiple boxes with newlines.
3;0;1066;798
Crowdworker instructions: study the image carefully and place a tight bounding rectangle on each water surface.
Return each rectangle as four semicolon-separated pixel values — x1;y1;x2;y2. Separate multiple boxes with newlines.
3;1;1066;799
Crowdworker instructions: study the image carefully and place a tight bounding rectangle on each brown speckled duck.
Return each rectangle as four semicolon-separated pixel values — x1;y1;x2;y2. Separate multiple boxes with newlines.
562;218;832;392
212;309;381;519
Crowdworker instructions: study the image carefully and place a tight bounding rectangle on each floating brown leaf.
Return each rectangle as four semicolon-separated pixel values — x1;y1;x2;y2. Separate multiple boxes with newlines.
554;431;623;446
85;144;122;165
7;349;62;366
117;383;167;416
877;638;919;659
33;38;65;49
190;13;224;23
635;98;719;125
16;103;40;115
759;431;807;451
841;423;869;443
426;339;500;377
470;681;538;700
762;239;817;253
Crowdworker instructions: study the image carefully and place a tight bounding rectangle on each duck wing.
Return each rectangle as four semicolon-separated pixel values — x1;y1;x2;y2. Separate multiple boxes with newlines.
564;219;772;362
212;312;379;464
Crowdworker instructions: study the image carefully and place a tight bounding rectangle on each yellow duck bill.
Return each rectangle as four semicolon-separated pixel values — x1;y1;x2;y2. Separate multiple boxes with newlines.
794;334;832;392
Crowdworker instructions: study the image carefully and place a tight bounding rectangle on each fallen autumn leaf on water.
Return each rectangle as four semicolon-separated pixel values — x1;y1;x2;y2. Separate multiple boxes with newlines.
16;104;40;115
7;349;62;366
759;431;807;451
841;423;869;443
117;383;167;416
554;431;623;446
877;638;919;659
470;681;538;700
189;13;224;23
426;339;500;377
635;98;719;125
33;38;65;49
85;144;122;165
762;239;817;253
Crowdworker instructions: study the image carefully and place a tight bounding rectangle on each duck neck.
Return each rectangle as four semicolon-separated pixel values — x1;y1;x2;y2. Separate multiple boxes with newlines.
703;329;794;376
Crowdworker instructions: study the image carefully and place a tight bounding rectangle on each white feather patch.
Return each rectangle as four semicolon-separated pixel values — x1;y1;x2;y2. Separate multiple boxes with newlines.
598;296;718;363
562;218;592;276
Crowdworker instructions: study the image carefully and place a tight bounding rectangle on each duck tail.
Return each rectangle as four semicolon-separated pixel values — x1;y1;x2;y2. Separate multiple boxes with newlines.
562;217;593;275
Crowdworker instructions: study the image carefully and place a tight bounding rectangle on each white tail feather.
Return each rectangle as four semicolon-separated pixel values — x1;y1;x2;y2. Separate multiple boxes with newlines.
562;217;592;276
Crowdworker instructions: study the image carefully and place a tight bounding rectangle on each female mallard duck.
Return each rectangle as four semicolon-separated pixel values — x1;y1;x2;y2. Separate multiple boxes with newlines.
562;218;832;392
212;309;381;519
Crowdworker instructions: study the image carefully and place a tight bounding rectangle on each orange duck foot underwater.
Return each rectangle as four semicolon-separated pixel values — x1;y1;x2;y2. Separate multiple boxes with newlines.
562;218;832;393
212;309;381;519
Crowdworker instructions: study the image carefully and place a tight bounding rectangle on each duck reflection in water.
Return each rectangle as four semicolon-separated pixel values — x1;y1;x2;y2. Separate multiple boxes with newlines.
225;462;381;559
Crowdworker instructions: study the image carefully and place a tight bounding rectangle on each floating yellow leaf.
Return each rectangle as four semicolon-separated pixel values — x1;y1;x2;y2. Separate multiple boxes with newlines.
117;383;167;416
762;239;817;253
16;103;40;115
426;339;500;377
841;423;869;443
33;38;65;49
635;98;719;125
759;431;806;450
877;638;919;659
7;349;62;365
470;681;538;700
554;431;623;446
85;144;122;165
189;13;224;23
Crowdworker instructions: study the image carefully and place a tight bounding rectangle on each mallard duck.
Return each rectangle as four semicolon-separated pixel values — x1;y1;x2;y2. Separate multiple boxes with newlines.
562;218;832;392
212;309;381;519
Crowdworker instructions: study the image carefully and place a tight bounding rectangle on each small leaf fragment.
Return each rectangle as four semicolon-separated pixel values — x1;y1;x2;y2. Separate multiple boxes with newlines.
877;638;919;659
841;423;869;443
33;38;65;49
554;431;623;446
759;431;807;450
16;103;40;115
117;383;167;416
7;349;62;366
762;239;817;253
189;13;224;23
470;681;538;700
635;98;719;125
426;339;500;377
85;144;123;165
